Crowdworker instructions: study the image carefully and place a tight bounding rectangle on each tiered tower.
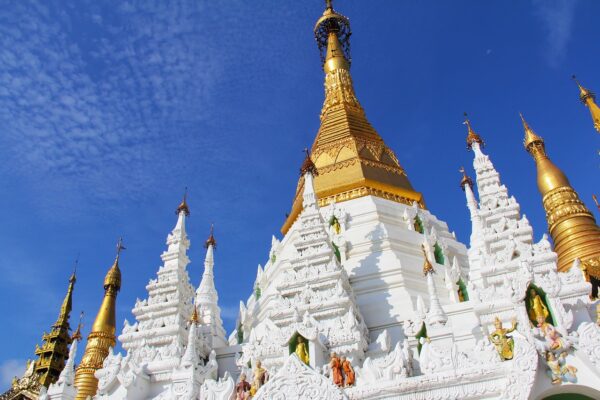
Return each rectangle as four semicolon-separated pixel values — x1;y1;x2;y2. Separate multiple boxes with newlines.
195;225;228;349
573;76;600;133
74;240;123;400
281;0;423;234
34;271;77;387
522;115;600;297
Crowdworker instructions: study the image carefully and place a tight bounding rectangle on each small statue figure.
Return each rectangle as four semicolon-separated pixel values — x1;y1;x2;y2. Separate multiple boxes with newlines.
535;315;566;352
235;373;251;400
488;316;517;360
527;288;550;325
330;352;343;387
295;336;310;365
545;352;577;385
249;360;268;396
341;356;355;387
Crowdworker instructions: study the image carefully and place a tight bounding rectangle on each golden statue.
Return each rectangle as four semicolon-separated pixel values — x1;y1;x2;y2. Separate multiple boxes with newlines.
527;288;550;325
295;336;310;365
249;360;267;396
489;317;517;361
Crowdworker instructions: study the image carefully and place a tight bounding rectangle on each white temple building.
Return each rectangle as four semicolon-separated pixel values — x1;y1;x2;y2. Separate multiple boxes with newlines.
38;2;600;400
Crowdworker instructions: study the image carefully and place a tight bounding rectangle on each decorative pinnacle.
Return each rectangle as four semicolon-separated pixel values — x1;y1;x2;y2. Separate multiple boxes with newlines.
593;194;600;212
572;75;595;103
520;113;544;152
205;224;217;249
70;255;79;283
104;237;124;290
464;112;484;150
325;0;333;10
459;167;473;191
176;187;191;216
300;148;318;177
190;305;200;325
115;237;126;260
72;312;84;341
421;245;435;275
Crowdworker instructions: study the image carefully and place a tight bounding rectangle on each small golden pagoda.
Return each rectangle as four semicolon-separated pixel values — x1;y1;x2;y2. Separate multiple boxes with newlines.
573;76;600;133
74;239;124;400
282;0;423;233
521;114;600;297
34;271;77;387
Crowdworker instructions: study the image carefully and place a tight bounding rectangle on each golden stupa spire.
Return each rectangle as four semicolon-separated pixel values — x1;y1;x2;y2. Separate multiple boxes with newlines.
32;265;77;387
573;75;600;133
458;166;473;190
74;239;124;400
521;115;600;297
205;223;217;249
282;0;423;233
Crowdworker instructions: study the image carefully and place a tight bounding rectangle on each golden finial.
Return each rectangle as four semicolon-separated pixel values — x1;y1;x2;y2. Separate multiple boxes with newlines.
72;312;84;341
464;112;484;150
190;305;200;325
176;187;190;216
520;113;545;152
325;0;333;10
104;238;124;290
593;194;600;212
459;166;473;190
300;147;318;177
205;224;217;249
573;75;600;133
573;75;595;102
421;245;435;275
70;255;79;283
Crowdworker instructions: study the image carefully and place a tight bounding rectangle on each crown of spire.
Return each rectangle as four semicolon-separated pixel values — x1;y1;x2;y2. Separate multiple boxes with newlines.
572;75;600;133
593;194;600;212
464;113;484;150
300;148;318;176
459;167;473;190
314;0;351;71
104;238;124;290
72;312;83;341
205;224;217;249
190;305;200;325
176;187;190;216
422;245;435;275
521;113;545;153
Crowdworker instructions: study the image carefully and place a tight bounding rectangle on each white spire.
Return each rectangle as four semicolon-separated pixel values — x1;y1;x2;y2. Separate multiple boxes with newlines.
195;226;227;349
46;338;79;399
181;321;200;368
422;244;447;326
303;171;317;210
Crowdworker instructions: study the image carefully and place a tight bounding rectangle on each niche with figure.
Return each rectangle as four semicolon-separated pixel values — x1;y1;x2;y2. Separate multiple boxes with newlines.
525;284;554;326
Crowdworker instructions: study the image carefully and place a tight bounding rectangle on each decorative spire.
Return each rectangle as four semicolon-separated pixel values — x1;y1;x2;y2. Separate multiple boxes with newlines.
281;1;423;233
422;245;435;275
464;113;484;150
300;148;318;176
176;187;190;216
459;166;473;190
190;305;200;325
593;194;600;212
522;118;600;279
74;239;124;400
521;113;545;155
205;223;216;249
32;268;78;387
72;312;83;341
573;75;600;133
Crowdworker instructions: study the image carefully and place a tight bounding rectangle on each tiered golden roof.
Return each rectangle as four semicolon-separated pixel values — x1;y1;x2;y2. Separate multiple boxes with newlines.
573;76;600;133
32;271;76;387
74;240;124;400
522;115;600;297
282;0;423;233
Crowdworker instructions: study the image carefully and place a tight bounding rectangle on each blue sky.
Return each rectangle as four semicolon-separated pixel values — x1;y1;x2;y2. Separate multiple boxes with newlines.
0;0;599;389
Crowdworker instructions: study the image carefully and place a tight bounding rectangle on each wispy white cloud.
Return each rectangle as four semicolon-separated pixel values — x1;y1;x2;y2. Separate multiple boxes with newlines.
0;0;223;218
0;359;26;391
532;0;578;67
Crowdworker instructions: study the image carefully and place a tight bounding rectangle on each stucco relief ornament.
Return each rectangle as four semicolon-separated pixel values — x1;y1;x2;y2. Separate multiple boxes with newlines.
199;372;235;400
499;334;538;400
253;354;348;400
577;321;600;367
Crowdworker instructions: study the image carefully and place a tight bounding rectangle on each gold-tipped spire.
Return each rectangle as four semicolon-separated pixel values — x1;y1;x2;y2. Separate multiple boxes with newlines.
74;239;124;400
573;75;600;133
176;187;191;216
422;245;435;275
282;1;423;234
459;167;473;190
205;224;217;249
522;117;600;296
464;113;484;150
32;267;77;387
190;305;200;325
300;148;318;176
72;312;83;341
593;194;600;212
